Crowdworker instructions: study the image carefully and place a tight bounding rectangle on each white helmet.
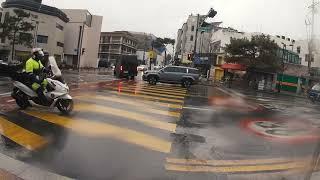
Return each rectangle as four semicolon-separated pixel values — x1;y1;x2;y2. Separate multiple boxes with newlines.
31;48;44;56
31;48;45;61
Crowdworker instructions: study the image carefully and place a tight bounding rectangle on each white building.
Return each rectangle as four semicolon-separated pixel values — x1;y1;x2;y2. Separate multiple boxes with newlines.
175;14;212;63
63;9;103;68
1;0;69;62
1;1;103;68
211;27;320;68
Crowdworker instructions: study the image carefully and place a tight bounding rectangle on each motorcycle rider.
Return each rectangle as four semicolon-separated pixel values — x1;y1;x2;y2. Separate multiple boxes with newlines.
24;48;50;105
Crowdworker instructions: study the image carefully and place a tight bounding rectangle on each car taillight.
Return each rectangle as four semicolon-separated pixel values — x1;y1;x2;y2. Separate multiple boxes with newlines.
120;66;123;71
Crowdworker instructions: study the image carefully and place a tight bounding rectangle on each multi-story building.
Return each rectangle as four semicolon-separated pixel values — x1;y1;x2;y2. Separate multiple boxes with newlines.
129;32;157;64
1;0;69;62
210;27;320;68
129;31;165;65
99;31;138;65
62;9;103;68
210;27;316;93
175;14;212;64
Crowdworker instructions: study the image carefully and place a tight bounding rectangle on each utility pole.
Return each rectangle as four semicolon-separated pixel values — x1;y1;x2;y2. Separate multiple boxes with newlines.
77;22;85;72
308;0;319;71
305;3;320;176
278;43;287;93
172;45;175;65
143;33;147;65
149;41;154;70
193;14;200;57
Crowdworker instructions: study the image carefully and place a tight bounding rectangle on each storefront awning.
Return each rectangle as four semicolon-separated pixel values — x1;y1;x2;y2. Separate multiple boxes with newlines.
221;63;246;71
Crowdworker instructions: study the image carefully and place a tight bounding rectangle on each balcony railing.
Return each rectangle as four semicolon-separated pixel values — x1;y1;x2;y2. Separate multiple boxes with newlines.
109;49;121;54
111;40;121;43
99;49;110;53
123;42;136;47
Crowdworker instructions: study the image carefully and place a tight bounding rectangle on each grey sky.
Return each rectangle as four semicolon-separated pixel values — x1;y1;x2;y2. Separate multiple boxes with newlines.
42;0;317;40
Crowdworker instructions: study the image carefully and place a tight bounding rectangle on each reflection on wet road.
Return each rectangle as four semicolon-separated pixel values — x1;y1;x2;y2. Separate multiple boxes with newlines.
0;80;319;179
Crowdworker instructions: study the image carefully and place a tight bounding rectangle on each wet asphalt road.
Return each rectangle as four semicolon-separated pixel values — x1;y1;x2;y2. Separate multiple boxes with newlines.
0;74;320;180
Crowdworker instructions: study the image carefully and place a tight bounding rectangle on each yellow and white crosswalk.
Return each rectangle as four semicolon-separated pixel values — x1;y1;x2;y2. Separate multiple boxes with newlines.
0;82;185;154
23;110;172;153
0;116;47;151
0;81;313;175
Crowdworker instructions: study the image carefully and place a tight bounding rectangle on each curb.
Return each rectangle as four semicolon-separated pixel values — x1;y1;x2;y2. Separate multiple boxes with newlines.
311;172;320;180
0;152;73;180
216;84;307;100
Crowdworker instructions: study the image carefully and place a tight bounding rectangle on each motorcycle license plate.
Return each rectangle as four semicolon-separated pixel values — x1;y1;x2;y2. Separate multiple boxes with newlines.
124;71;128;73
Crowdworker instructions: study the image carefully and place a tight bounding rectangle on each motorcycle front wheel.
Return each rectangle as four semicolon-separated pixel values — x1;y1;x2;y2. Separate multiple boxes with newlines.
57;99;74;114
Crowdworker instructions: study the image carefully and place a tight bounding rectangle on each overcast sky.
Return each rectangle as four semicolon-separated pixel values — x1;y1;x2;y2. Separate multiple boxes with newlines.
41;0;318;41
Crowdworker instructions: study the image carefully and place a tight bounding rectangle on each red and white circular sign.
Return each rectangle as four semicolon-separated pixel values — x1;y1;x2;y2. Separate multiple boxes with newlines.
241;118;320;143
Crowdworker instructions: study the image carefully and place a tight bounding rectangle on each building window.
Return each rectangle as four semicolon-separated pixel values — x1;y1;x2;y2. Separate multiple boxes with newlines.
297;46;301;54
57;42;64;47
4;12;9;22
106;37;111;43
0;12;2;22
191;26;195;32
54;54;62;64
31;14;38;19
217;56;223;65
37;35;48;44
1;37;5;44
190;35;194;41
19;33;32;42
56;23;64;31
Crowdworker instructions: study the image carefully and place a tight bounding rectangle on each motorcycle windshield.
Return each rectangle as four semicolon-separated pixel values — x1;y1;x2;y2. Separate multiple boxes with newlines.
48;56;62;77
312;84;320;92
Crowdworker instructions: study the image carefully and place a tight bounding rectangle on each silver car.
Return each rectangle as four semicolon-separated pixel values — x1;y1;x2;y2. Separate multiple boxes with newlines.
142;66;200;88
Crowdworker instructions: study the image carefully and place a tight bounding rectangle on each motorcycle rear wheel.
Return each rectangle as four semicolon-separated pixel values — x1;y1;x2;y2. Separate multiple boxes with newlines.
13;88;29;110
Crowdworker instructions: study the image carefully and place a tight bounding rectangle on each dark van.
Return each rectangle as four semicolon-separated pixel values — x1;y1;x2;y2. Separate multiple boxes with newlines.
114;55;138;79
309;83;320;103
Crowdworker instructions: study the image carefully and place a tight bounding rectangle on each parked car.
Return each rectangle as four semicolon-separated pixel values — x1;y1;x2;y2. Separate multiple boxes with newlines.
137;65;147;71
308;83;320;103
142;66;200;88
114;55;138;79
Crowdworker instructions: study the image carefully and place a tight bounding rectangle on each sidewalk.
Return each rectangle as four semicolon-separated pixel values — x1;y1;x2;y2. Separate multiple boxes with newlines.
207;81;307;99
311;172;320;180
0;169;22;180
61;68;112;75
0;152;72;180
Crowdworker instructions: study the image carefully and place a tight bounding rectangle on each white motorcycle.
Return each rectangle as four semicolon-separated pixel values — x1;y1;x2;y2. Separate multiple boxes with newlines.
10;57;73;114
